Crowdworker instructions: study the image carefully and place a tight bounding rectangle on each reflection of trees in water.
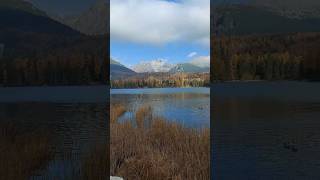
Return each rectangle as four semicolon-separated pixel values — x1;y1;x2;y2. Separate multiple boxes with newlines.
212;97;320;178
0;103;107;179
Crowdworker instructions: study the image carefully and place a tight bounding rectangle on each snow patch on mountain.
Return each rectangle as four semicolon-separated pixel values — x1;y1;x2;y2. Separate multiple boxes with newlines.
132;59;174;73
170;63;209;73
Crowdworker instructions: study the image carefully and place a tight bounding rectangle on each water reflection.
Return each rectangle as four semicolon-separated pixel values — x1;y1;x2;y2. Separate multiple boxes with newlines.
0;102;107;178
111;88;210;128
212;82;320;179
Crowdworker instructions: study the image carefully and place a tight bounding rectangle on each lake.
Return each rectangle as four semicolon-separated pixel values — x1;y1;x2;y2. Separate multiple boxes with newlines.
3;83;319;179
111;87;210;128
0;86;108;179
212;81;320;179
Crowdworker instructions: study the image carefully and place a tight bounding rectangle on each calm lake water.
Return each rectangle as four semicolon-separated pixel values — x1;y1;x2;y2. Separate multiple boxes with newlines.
212;81;320;179
111;88;210;128
0;86;108;179
4;83;320;179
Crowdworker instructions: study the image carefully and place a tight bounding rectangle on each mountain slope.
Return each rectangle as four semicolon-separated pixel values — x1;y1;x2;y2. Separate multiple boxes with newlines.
59;0;108;35
190;56;210;68
170;63;209;73
132;60;174;73
0;0;82;57
111;59;123;66
110;59;136;79
0;8;80;35
0;0;46;16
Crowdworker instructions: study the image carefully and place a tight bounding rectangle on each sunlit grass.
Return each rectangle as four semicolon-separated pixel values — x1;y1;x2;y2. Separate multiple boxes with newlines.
135;105;152;128
1;103;209;179
110;104;126;124
110;104;210;180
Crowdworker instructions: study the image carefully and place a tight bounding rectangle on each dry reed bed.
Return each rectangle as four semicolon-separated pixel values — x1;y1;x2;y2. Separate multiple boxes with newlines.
81;144;109;180
110;104;210;180
111;104;126;123
0;120;109;179
0;123;53;180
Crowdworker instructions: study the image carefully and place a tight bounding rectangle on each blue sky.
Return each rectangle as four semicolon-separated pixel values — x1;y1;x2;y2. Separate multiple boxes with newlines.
29;0;210;67
110;0;210;67
111;40;209;68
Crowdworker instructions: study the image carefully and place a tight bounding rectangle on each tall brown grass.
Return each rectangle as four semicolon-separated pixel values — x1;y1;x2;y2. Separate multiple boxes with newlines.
111;104;126;123
135;105;152;128
81;144;108;180
0;123;53;180
110;105;210;180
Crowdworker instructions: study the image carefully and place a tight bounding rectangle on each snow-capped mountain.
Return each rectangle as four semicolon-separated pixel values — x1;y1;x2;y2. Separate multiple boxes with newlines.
170;63;209;73
132;59;174;73
168;56;210;73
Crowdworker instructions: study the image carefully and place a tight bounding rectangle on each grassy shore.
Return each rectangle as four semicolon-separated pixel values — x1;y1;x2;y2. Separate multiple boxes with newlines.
0;123;53;179
0;105;209;179
0;122;109;180
110;104;210;180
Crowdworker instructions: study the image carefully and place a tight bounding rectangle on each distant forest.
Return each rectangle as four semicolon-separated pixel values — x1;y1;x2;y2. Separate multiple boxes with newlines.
0;35;108;86
212;32;320;81
111;72;210;88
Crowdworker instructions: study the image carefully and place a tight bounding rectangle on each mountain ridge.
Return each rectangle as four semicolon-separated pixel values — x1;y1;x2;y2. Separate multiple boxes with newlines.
132;59;174;73
170;63;210;73
55;0;108;35
110;59;136;80
0;0;84;58
0;0;46;16
131;59;210;74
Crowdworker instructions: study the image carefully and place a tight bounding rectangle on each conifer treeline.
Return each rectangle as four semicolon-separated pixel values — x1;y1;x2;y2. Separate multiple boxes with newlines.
111;72;210;88
0;36;108;86
212;32;320;81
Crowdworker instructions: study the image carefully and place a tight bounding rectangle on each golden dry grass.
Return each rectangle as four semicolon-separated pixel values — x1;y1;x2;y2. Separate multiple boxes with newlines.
110;105;210;180
110;104;126;124
0;123;53;180
135;105;152;128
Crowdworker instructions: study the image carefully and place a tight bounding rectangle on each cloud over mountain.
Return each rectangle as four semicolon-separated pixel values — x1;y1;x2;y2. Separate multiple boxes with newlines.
190;56;210;68
110;0;210;46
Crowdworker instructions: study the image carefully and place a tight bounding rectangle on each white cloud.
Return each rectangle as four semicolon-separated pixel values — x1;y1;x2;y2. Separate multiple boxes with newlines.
187;52;197;58
110;0;210;46
190;55;210;68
